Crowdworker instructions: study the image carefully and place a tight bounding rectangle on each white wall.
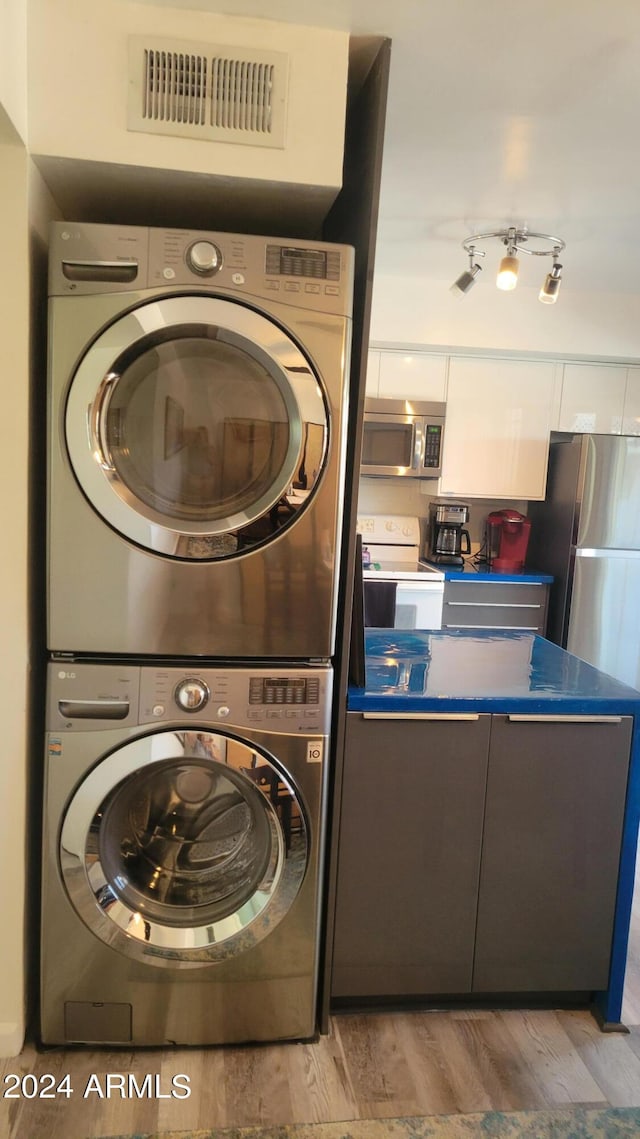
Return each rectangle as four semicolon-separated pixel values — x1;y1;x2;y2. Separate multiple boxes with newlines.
29;159;62;243
28;0;348;190
0;108;30;1058
371;272;640;360
0;0;27;141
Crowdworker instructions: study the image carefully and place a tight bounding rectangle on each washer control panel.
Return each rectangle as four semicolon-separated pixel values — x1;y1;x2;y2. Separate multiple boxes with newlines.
48;663;332;735
249;676;320;706
139;666;331;734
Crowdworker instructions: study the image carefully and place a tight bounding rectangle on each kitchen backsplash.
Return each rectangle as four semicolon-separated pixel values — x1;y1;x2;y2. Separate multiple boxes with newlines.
357;477;527;556
357;476;427;517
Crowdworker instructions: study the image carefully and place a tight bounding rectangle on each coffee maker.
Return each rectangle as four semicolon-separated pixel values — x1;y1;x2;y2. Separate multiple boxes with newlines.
426;503;471;567
485;509;531;572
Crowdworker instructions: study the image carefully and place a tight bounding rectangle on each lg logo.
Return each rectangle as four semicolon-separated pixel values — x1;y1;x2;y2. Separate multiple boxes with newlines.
57;670;76;680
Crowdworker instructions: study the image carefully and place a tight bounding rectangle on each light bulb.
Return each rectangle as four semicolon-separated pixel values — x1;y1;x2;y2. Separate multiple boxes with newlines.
539;263;562;304
496;254;519;291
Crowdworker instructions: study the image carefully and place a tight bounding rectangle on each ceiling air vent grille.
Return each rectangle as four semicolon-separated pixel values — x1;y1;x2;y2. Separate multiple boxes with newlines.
212;58;274;134
143;50;208;125
128;36;288;149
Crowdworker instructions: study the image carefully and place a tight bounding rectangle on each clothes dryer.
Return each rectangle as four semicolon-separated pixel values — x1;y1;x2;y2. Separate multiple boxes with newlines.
41;660;331;1046
47;223;353;658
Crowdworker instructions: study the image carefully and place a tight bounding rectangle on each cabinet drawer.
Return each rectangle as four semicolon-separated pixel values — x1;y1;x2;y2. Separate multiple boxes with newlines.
442;582;548;633
443;604;544;631
444;581;546;606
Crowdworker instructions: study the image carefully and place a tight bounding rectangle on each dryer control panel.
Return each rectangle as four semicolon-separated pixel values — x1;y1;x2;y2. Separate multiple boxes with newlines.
49;222;354;319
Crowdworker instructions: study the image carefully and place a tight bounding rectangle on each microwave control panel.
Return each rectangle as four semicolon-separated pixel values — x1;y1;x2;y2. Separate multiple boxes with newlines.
423;424;443;468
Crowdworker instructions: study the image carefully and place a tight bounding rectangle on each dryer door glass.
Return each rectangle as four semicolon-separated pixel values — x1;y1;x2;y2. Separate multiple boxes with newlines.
106;328;293;529
59;730;308;966
65;296;331;559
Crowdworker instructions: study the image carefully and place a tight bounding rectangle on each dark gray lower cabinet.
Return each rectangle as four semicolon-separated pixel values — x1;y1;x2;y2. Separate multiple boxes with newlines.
472;714;632;993
331;712;632;1002
442;580;549;634
331;713;491;998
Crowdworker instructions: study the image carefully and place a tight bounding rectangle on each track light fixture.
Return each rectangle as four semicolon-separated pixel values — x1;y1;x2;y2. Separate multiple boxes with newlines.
450;246;484;296
451;226;566;303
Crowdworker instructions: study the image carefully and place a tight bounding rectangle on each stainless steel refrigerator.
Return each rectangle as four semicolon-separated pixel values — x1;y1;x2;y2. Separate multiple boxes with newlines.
528;433;640;690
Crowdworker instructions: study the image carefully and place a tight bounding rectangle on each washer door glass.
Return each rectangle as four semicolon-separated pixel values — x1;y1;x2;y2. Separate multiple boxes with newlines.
60;730;308;967
65;295;329;559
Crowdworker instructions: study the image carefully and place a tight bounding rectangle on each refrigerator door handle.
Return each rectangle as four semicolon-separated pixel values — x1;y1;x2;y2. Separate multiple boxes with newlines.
575;547;640;558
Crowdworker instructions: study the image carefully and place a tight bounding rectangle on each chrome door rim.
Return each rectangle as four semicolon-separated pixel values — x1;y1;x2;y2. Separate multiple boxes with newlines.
59;731;308;968
64;295;329;556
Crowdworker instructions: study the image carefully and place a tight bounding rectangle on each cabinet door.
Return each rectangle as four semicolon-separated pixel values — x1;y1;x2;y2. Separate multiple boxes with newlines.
440;357;557;499
558;363;626;434
473;715;632;993
331;712;490;999
378;351;447;401
622;367;640;435
365;350;381;396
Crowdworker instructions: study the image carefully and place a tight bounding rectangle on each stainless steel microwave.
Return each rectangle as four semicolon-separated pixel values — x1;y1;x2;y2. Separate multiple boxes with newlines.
361;397;445;478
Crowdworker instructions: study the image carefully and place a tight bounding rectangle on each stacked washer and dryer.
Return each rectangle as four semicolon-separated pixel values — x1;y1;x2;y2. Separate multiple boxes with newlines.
42;222;353;1047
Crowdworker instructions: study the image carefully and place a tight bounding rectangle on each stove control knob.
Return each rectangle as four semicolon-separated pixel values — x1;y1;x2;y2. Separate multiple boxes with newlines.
186;240;222;276
174;678;210;712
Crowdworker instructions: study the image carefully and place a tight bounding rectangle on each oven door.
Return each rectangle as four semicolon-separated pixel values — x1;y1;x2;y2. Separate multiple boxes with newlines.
364;579;444;629
395;582;444;630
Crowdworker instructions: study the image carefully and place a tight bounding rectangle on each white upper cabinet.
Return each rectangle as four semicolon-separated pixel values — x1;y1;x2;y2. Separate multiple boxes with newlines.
365;350;381;396
364;346;640;500
622;368;640;435
440;357;558;500
557;364;627;434
377;352;447;401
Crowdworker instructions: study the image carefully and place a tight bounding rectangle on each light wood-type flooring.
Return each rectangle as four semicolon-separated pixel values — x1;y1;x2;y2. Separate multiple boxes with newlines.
3;874;640;1139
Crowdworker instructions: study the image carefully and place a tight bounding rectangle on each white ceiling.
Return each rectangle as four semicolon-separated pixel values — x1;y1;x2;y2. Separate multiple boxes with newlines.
141;0;640;296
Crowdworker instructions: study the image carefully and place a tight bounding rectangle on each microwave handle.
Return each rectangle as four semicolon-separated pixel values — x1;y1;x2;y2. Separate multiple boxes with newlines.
412;420;423;472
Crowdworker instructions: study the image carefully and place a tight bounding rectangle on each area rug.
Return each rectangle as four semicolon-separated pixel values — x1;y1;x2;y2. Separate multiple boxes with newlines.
101;1106;640;1139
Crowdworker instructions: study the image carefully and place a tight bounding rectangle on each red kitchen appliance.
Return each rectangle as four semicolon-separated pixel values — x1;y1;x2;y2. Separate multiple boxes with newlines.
485;510;531;573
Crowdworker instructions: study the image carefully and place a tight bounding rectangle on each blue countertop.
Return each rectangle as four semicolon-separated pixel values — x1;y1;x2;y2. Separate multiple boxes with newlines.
348;628;640;715
421;561;553;583
443;568;554;583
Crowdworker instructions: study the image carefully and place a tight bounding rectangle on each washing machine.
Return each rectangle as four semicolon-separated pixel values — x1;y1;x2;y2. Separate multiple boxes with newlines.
41;659;331;1046
47;222;353;658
